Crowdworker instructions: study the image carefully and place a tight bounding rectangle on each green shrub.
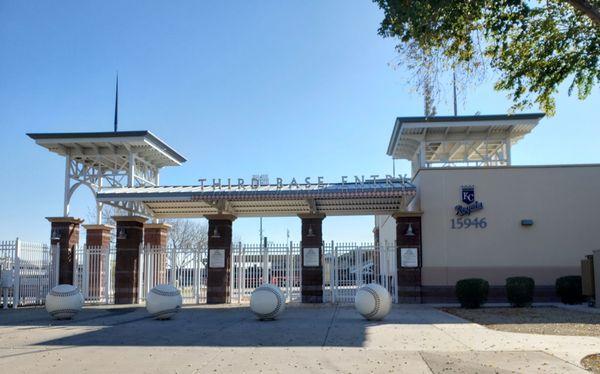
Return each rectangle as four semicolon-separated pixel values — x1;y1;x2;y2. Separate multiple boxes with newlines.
506;277;535;307
455;278;489;308
555;276;583;304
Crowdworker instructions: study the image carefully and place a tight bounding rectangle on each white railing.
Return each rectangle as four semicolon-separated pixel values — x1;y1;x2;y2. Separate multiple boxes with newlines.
0;239;399;307
323;242;398;304
139;245;208;304
74;245;117;304
0;239;57;308
230;242;302;303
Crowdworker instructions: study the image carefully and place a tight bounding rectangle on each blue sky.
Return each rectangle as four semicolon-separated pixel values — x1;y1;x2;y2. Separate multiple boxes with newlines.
1;1;598;244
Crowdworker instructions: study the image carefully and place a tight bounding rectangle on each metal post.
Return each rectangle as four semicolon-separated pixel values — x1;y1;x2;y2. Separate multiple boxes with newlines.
96;166;103;224
237;242;242;303
262;237;268;285
128;152;136;188
170;246;176;286
286;241;292;302
82;245;89;300
290;241;295;302
505;139;512;166
240;242;245;302
13;238;21;309
229;243;234;304
63;154;71;217
103;247;110;304
330;240;335;304
193;250;199;304
356;244;363;287
137;244;144;304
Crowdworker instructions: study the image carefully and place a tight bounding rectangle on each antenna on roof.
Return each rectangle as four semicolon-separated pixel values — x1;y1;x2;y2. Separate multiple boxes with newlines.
113;72;119;132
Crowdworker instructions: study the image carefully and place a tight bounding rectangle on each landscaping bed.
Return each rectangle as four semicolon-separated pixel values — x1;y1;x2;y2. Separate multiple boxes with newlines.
582;354;600;373
440;306;600;337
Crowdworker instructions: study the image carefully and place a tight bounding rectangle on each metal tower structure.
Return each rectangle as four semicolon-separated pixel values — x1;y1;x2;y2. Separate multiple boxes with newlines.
28;131;186;222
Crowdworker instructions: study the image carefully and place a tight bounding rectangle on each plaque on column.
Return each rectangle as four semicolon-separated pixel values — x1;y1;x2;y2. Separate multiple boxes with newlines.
303;247;320;267
400;247;419;268
209;249;226;268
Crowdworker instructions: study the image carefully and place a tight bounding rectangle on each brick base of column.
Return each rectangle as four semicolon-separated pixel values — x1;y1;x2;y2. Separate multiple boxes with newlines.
83;224;113;300
144;223;171;284
299;214;325;303
113;216;146;304
394;213;423;303
206;215;235;304
47;217;84;285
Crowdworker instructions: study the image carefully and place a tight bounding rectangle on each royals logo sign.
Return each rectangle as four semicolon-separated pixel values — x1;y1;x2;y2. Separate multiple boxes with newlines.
461;185;475;205
455;185;483;216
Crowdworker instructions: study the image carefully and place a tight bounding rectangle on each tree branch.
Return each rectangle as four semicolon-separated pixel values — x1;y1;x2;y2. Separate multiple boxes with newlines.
564;0;600;26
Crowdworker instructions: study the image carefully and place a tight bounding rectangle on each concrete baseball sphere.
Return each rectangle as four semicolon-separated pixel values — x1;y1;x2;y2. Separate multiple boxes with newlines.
45;284;84;320
250;284;286;320
354;283;392;321
146;284;182;320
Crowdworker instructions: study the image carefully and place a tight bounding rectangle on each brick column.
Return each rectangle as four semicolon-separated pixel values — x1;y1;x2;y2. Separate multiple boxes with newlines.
47;217;83;285
205;214;235;304
299;213;325;303
84;224;113;247
144;223;171;284
113;216;146;304
394;213;422;303
83;224;113;299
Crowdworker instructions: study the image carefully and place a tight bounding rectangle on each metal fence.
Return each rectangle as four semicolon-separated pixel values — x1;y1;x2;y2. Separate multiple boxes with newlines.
138;243;303;304
1;239;399;308
323;242;398;304
139;245;208;304
0;239;57;308
73;245;117;304
230;242;302;303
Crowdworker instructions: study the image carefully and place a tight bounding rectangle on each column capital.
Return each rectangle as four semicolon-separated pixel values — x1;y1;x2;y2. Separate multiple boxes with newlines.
83;224;115;231
112;215;148;224
46;217;84;224
204;214;237;222
298;213;326;220
392;211;423;219
144;223;172;230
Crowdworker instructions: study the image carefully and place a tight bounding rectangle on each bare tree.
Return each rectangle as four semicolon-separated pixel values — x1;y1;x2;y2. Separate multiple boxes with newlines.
165;219;208;249
86;204;120;227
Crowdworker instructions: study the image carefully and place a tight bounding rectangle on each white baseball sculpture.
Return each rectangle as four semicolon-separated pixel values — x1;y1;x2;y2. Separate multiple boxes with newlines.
146;284;182;320
45;284;84;320
354;283;392;321
250;283;286;320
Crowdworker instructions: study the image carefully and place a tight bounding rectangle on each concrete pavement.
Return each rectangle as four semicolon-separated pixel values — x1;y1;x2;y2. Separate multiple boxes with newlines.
0;304;597;373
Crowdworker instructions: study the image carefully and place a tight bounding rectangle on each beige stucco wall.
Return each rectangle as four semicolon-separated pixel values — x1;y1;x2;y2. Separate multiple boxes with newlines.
410;165;600;286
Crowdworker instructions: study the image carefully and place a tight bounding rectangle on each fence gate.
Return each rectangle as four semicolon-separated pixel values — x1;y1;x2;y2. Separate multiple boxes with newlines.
323;242;398;304
74;245;117;304
230;242;301;303
139;246;208;304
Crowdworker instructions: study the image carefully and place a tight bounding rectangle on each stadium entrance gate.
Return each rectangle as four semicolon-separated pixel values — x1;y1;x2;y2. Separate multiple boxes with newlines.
68;241;398;305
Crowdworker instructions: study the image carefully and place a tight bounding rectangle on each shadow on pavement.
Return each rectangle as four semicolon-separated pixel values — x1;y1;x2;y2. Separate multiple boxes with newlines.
0;304;469;347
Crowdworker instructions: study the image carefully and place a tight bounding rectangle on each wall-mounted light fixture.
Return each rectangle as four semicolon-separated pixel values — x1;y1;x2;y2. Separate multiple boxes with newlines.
405;223;415;237
116;228;127;240
50;229;61;241
521;219;534;227
211;226;221;239
306;224;315;237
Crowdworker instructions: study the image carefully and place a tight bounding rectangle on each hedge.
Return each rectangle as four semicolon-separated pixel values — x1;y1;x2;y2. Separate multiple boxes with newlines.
555;276;583;304
455;278;489;309
506;276;535;307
